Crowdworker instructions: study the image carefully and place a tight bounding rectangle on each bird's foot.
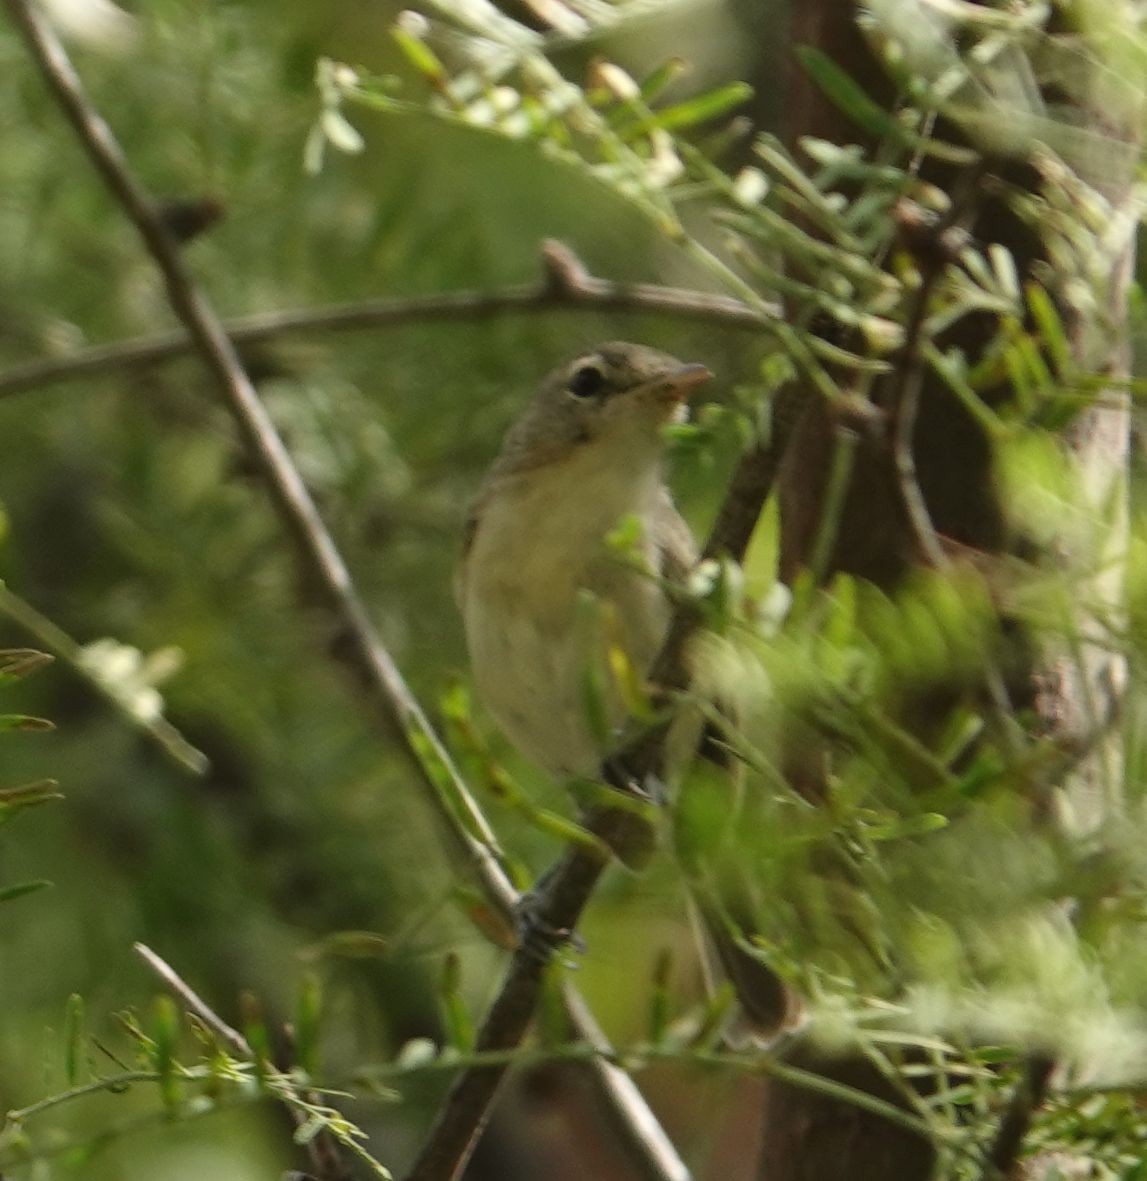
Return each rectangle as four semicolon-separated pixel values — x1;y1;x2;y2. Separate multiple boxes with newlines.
514;871;586;967
602;754;667;807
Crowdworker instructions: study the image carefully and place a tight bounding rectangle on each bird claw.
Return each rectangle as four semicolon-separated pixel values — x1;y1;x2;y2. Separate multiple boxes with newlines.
514;880;586;966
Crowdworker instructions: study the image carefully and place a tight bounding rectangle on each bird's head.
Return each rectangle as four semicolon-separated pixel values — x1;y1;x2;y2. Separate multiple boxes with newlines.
496;341;711;474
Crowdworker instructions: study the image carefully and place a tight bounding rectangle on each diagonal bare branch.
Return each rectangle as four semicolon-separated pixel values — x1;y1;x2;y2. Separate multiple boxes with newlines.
2;5;689;1179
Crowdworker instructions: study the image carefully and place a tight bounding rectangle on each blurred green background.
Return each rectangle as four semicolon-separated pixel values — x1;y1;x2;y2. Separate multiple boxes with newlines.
0;1;781;1176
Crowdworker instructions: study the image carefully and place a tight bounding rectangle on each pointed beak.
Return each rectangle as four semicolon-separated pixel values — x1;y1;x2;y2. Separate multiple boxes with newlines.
657;362;712;403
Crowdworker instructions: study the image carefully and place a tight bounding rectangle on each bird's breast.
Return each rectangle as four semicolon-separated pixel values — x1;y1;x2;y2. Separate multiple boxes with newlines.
461;463;671;777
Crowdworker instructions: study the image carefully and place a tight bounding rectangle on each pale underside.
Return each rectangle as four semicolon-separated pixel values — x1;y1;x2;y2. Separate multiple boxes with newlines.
460;440;693;779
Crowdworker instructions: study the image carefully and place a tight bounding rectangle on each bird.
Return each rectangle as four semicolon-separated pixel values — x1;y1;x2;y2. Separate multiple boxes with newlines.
456;340;709;783
457;340;795;1034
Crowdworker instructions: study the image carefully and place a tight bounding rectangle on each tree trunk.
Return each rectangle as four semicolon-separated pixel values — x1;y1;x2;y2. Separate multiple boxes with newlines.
758;5;1139;1178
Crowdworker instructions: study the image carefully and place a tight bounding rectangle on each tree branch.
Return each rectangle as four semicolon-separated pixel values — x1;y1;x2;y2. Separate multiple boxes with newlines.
3;6;689;1179
404;379;805;1181
134;943;352;1181
980;1053;1055;1181
0;238;777;400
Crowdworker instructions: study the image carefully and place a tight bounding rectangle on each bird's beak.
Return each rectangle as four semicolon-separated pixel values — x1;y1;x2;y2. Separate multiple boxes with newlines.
656;362;712;404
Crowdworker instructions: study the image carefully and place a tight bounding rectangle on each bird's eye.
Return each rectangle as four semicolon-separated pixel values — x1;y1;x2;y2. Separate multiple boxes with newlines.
567;365;607;399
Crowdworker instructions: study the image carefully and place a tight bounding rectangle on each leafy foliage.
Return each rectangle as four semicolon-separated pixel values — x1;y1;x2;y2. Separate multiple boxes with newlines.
1;0;1147;1178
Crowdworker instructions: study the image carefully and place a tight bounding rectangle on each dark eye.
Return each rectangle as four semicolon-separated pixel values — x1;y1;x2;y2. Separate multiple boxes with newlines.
568;365;607;399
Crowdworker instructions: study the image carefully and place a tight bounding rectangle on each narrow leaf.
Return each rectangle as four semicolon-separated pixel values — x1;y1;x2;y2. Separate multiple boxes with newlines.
391;26;446;87
0;879;52;903
439;952;474;1052
295;973;321;1078
0;714;54;732
796;46;906;141
638;82;753;132
64;993;85;1085
299;930;389;962
1025;282;1072;377
0;649;53;680
0;779;63;816
454;887;516;950
151;995;180;1109
648;948;673;1045
639;58;688;103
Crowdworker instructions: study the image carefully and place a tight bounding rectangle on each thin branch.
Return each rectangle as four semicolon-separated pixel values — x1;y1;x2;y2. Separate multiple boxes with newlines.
980;1053;1055;1181
886;197;968;573
0;584;208;775
3;7;691;1180
887;188;1027;756
134;943;249;1057
135;943;352;1181
404;382;806;1181
0;239;777;400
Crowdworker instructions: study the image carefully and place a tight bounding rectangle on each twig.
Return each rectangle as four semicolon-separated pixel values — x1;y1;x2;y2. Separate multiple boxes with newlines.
886;199;966;573
0;584;208;774
885;164;990;572
887;188;1027;755
134;944;351;1181
0;240;777;400
404;382;804;1180
133;943;248;1056
4;6;689;1179
980;1053;1055;1181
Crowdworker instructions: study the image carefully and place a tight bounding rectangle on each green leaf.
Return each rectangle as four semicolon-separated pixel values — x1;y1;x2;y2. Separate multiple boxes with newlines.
1025;282;1072;377
299;930;389;962
438;677;472;723
295;973;321;1077
0;779;63;821
639;58;689;103
604;511;645;555
0;649;53;681
0;714;54;732
575;593;614;751
0;879;52;903
648;948;673;1044
638;82;753;133
524;807;613;861
391;26;446;88
241;991;271;1083
439;952;474;1052
795;47;973;163
865;812;949;841
150;995;180;1109
796;47;907;141
64;993;85;1085
535;962;567;1048
690;981;736;1049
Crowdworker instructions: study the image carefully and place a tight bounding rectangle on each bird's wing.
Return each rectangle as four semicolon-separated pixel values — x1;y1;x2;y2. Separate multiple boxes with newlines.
454;497;483;608
651;486;697;587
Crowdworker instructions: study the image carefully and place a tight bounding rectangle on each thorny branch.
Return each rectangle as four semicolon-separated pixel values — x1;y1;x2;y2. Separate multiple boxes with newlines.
3;5;689;1179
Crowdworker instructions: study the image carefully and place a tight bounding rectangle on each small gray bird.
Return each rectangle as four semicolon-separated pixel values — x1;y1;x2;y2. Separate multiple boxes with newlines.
458;341;794;1034
457;341;709;780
